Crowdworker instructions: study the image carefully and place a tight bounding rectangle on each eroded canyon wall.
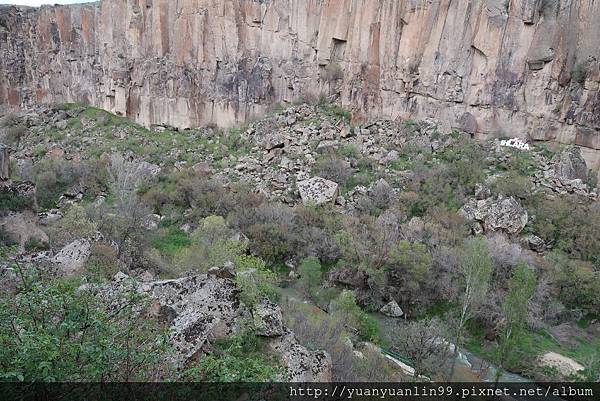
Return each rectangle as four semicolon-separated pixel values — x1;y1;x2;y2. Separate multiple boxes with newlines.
1;0;599;168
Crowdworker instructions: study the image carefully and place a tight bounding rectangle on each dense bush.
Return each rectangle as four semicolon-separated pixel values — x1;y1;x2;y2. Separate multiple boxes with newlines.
0;269;171;381
183;331;284;381
528;196;600;265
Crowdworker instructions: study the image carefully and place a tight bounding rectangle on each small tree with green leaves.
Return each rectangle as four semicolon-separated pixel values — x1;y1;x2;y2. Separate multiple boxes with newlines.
298;256;322;300
449;237;492;378
330;290;379;341
494;262;537;383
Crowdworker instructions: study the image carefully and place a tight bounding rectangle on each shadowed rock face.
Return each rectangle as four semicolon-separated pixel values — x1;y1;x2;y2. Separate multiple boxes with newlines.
1;0;599;168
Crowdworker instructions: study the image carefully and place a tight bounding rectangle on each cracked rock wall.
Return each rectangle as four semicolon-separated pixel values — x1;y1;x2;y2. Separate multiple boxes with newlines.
1;0;599;169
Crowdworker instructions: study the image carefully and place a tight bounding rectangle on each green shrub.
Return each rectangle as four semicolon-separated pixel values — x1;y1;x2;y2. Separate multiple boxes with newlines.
0;190;34;214
23;237;49;252
547;251;600;313
184;330;284;381
235;255;277;307
491;172;533;199
528;197;600;265
330;290;380;341
298;256;322;299
245;222;290;264
0;271;171;381
572;62;589;84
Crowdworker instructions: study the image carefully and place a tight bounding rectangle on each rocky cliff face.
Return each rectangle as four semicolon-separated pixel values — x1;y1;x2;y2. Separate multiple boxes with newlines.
1;0;599;169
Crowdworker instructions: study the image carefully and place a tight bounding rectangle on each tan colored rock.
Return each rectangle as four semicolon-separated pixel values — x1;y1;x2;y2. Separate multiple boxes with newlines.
539;352;584;379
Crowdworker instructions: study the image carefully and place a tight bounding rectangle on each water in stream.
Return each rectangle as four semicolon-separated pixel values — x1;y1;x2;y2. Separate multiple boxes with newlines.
280;283;530;383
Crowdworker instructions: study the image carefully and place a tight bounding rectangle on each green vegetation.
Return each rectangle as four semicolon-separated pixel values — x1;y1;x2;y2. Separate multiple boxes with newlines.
152;226;191;256
298;256;322;300
571;62;589;84
183;330;285;381
494;263;537;381
0;268;170;381
2;101;600;383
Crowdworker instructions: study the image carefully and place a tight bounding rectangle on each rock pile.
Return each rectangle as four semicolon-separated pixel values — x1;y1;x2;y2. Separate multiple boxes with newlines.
98;269;332;381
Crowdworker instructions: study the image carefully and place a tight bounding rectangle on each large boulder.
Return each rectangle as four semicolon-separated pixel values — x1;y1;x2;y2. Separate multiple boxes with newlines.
253;299;285;337
52;238;91;277
551;147;588;183
459;196;528;235
268;331;332;382
140;274;243;363
298;177;339;205
380;300;404;318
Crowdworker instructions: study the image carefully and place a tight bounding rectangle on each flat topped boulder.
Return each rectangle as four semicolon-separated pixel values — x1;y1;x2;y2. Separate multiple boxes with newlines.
459;196;528;235
298;176;339;205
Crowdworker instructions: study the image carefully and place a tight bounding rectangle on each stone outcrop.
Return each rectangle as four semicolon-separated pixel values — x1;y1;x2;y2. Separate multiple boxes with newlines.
99;271;332;381
52;238;91;277
268;331;333;382
253;299;285;337
459;196;529;235
379;300;404;318
1;0;599;171
551;147;589;182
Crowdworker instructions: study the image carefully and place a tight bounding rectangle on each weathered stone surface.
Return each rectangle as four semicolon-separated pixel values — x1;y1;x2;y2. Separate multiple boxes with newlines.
459;196;528;235
52;238;91;277
253;299;285;337
268;332;332;382
0;144;9;180
140;274;243;363
551;147;588;182
538;352;584;379
522;234;546;253
1;1;599;173
379;300;404;318
100;271;331;380
298;177;339;205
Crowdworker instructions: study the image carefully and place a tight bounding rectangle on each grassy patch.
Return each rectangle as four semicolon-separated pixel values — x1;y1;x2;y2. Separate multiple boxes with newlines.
152;226;191;256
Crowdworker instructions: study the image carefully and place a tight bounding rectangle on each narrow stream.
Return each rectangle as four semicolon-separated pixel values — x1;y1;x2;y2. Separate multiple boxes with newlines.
279;283;530;383
372;310;531;382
